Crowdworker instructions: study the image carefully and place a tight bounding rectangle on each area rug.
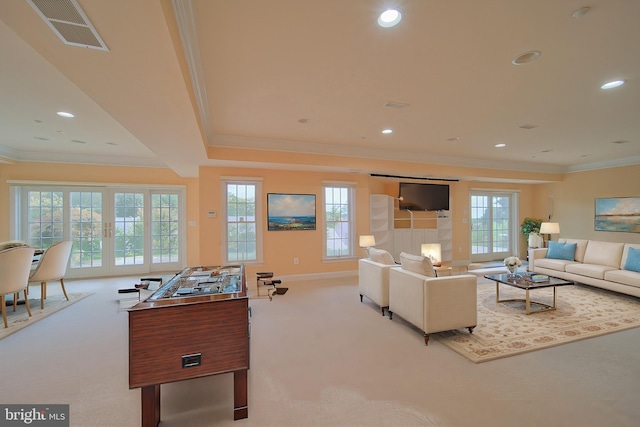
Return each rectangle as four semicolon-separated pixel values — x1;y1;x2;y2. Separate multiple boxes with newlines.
434;282;640;363
0;293;92;341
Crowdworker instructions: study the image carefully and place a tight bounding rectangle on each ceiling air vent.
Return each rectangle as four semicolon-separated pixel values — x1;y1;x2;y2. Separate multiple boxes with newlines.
27;0;109;51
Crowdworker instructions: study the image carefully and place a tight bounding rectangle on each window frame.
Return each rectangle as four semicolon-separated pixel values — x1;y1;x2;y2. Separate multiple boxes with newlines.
9;181;186;278
221;177;263;265
322;182;356;260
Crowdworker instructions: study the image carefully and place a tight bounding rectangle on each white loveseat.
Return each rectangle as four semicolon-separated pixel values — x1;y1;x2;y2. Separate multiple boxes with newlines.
529;238;640;298
358;248;397;315
388;252;477;345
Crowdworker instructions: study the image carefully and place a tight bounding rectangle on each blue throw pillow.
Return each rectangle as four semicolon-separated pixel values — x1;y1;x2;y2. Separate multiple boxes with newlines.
624;247;640;273
546;241;577;261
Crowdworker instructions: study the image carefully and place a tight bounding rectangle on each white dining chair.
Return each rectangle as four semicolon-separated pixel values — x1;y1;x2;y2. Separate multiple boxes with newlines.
0;246;35;328
28;241;72;309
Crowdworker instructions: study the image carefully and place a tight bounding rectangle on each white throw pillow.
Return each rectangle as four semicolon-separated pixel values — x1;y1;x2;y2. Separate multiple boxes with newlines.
399;252;436;277
369;248;395;265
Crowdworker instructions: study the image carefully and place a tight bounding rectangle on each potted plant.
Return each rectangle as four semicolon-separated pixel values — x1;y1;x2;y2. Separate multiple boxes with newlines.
520;217;543;248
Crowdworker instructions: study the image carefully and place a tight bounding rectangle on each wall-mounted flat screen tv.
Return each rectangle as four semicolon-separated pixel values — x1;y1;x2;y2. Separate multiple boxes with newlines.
399;183;450;211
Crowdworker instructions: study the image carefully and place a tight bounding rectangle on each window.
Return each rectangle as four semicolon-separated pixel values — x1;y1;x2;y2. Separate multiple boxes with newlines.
26;190;64;249
470;190;518;262
223;180;262;263
151;193;180;263
12;183;185;278
324;184;355;258
70;191;103;268
114;192;145;265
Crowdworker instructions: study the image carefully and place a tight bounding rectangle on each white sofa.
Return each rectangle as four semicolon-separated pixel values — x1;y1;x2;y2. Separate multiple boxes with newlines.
388;252;477;345
529;238;640;298
358;248;397;315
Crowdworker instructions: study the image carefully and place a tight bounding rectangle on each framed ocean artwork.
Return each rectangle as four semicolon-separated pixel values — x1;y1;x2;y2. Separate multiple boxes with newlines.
267;193;316;231
595;197;640;233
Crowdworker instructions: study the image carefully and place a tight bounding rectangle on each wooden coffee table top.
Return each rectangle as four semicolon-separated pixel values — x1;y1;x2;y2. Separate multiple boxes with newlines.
485;273;574;290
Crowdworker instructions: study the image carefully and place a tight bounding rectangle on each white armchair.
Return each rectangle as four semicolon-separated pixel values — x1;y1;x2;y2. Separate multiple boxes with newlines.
388;252;477;345
358;248;398;315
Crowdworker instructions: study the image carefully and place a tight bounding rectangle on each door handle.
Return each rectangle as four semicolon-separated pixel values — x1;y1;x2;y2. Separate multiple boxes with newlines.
103;222;113;238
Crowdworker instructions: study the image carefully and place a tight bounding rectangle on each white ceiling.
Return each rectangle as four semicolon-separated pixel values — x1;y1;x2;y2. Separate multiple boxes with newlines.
1;0;639;179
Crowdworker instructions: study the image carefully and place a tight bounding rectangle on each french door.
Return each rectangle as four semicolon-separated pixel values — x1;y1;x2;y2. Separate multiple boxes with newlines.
16;185;184;278
470;191;518;262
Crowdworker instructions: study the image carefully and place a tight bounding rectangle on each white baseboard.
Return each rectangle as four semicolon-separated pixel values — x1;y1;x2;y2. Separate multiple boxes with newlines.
278;270;358;283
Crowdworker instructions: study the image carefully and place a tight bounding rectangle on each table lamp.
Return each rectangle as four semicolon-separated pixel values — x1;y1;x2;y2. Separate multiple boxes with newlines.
540;222;560;247
421;243;442;267
359;235;376;258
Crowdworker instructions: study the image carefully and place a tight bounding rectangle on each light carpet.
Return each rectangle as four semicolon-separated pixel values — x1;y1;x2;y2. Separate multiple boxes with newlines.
0;293;92;341
435;281;640;363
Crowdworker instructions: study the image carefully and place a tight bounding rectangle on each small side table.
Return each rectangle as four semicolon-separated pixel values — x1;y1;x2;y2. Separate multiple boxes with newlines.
256;272;281;300
118;288;140;301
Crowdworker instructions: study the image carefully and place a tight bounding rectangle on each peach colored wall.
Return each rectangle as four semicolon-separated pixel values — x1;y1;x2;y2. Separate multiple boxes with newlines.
198;166;371;278
0;162;201;265
3;161;637;277
532;164;640;244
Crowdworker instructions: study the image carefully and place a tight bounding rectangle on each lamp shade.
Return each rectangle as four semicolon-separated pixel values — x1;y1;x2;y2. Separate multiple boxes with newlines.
359;235;375;248
421;243;442;267
540;222;560;234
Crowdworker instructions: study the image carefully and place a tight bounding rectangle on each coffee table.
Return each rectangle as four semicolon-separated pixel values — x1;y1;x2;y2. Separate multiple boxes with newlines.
484;273;574;314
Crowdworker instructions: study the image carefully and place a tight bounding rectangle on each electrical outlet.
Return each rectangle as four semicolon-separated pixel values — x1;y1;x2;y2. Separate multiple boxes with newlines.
293;257;299;264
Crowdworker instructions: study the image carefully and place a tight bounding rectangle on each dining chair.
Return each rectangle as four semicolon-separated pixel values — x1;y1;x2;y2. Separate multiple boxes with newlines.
28;241;73;309
0;246;36;328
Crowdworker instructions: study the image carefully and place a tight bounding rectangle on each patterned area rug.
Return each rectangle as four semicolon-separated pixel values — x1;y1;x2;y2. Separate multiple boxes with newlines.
1;293;92;341
434;281;640;363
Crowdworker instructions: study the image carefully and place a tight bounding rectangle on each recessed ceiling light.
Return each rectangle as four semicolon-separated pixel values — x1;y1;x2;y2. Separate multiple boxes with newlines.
56;111;75;118
33;136;49;141
571;6;591;19
297;118;311;123
512;50;542;65
610;140;629;144
446;137;460;142
601;80;625;90
494;143;506;148
71;139;87;144
382;129;393;134
105;142;118;146
378;9;402;28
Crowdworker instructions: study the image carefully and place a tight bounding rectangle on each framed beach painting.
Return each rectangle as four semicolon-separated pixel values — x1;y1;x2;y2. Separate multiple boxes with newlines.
595;197;640;233
267;193;316;231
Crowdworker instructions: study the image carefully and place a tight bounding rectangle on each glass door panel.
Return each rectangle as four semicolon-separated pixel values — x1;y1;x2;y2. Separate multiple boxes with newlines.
26;190;64;249
114;192;144;266
18;185;183;278
69;191;106;274
151;193;180;264
470;192;514;262
111;191;147;275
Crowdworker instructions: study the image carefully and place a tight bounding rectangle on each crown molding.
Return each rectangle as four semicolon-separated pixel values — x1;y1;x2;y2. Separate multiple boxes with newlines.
172;0;212;139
